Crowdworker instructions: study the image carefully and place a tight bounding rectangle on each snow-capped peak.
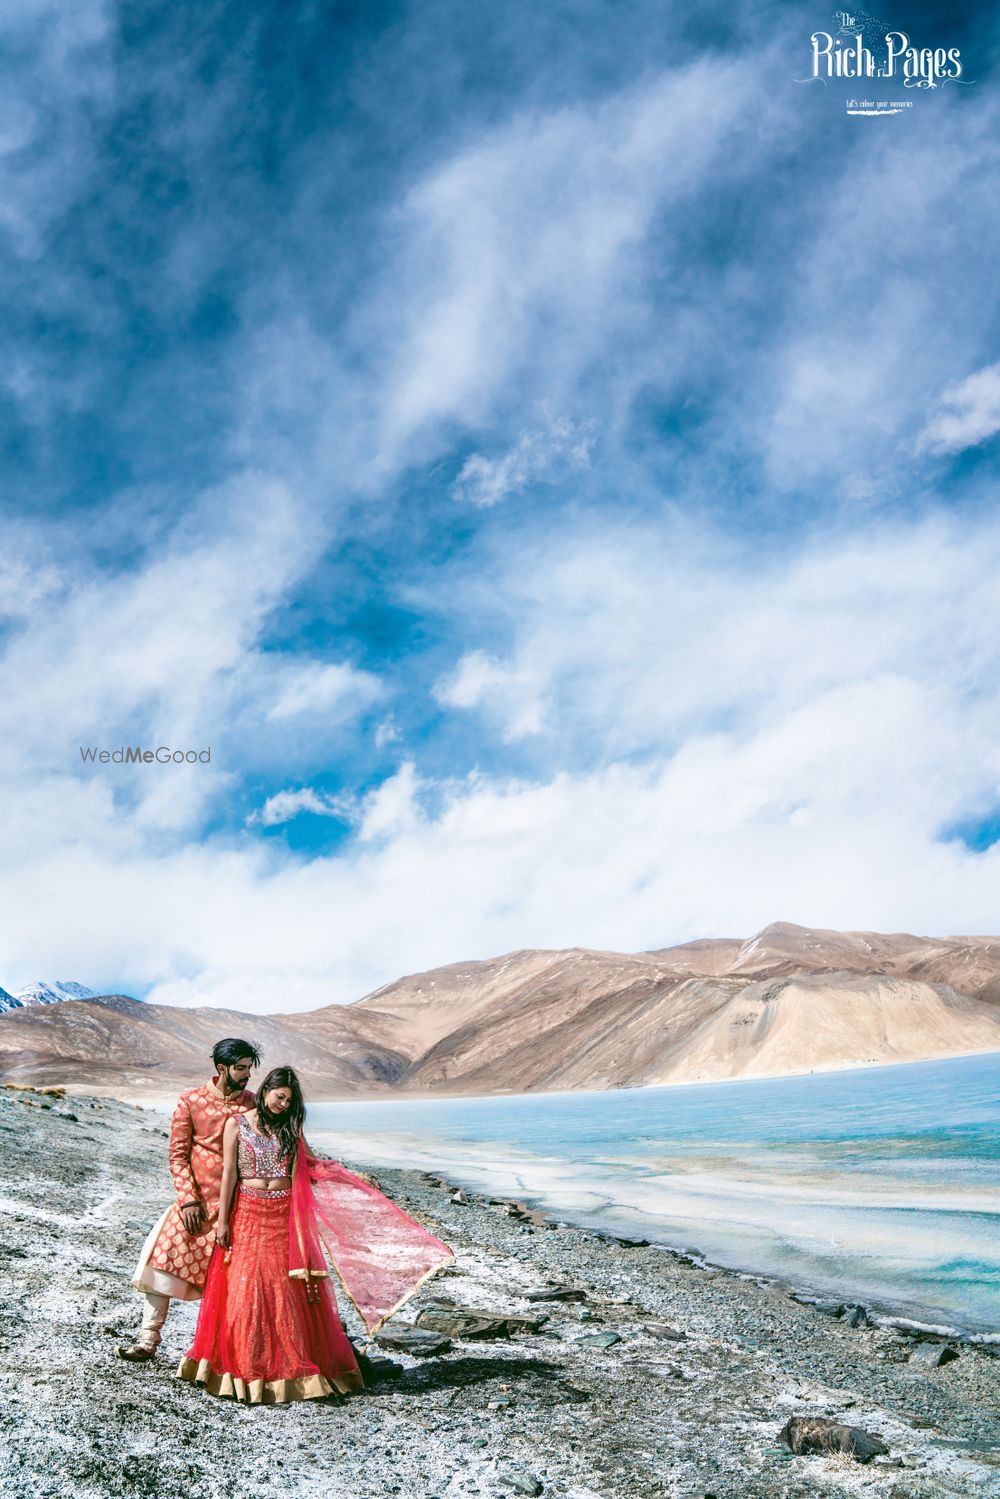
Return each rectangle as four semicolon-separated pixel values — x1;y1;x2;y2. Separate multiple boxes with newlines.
15;979;97;1008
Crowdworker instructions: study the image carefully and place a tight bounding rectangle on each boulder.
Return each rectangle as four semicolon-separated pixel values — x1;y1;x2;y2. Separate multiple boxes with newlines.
779;1416;889;1463
416;1310;511;1340
575;1331;622;1349
644;1322;687;1341
909;1342;960;1368
501;1472;543;1495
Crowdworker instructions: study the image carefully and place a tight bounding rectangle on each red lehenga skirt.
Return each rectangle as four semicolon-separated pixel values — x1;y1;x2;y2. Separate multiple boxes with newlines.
177;1186;365;1404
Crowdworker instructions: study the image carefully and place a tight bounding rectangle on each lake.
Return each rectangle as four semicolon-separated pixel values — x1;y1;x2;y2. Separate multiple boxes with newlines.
310;1051;1000;1337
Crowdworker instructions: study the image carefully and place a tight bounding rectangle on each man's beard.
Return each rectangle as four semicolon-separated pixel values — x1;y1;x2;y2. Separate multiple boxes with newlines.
220;1067;246;1093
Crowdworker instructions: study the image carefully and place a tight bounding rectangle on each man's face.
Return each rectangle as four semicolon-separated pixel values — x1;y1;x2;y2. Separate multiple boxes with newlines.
218;1057;254;1092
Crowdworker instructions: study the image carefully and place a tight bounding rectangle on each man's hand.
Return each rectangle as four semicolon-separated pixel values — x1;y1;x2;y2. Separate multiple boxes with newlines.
181;1202;205;1235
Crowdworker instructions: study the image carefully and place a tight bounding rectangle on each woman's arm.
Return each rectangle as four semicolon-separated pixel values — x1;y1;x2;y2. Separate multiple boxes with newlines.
215;1117;240;1248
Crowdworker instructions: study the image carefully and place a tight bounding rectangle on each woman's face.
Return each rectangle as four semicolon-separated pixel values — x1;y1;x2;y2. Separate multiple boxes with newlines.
265;1085;293;1115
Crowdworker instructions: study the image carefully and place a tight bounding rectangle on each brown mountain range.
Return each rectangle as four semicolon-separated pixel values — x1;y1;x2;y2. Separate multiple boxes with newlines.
1;922;999;1100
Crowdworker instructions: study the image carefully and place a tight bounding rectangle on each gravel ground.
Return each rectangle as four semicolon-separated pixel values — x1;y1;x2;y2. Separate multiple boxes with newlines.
1;1084;998;1499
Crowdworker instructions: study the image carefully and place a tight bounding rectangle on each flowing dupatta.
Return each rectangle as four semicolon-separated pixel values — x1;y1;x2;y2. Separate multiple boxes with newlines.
288;1139;454;1335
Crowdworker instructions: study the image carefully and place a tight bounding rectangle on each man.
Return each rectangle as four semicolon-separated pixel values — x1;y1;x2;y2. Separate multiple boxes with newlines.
117;1038;259;1361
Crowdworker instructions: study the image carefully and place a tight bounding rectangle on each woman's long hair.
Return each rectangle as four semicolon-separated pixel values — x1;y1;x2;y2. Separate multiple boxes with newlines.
255;1066;305;1163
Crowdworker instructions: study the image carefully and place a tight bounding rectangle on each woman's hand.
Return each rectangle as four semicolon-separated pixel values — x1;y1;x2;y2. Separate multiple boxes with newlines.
215;1222;230;1249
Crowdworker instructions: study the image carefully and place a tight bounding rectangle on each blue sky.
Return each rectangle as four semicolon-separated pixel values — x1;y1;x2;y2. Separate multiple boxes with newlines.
2;0;999;1012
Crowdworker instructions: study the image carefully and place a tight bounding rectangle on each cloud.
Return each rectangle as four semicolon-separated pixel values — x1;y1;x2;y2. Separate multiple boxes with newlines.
917;362;1000;456
251;787;355;829
5;511;1000;1012
366;54;757;464
433;650;547;741
358;761;423;842
452;418;595;507
0;475;374;842
265;660;382;722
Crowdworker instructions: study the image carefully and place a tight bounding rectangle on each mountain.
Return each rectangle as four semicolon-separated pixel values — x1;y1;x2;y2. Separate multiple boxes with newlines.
0;992;408;1094
1;923;999;1097
15;980;98;1007
0;985;19;1015
349;922;1000;1093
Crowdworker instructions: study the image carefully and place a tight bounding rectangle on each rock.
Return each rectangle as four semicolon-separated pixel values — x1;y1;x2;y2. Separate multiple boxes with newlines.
450;1189;467;1204
416;1306;549;1338
374;1325;452;1356
645;1322;687;1341
416;1309;512;1340
844;1305;871;1328
575;1331;621;1348
908;1342;960;1368
525;1286;588;1303
608;1234;649;1248
779;1417;889;1463
788;1296;847;1318
503;1311;549;1333
487;1397;512;1410
501;1472;543;1496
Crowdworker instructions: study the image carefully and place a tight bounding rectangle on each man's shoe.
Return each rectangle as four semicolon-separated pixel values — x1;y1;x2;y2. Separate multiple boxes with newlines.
116;1342;157;1362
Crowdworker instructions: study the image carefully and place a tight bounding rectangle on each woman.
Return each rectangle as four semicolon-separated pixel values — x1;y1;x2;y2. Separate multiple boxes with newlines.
178;1065;453;1405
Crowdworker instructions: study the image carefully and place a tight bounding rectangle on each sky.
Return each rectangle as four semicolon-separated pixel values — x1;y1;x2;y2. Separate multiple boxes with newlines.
2;0;999;1013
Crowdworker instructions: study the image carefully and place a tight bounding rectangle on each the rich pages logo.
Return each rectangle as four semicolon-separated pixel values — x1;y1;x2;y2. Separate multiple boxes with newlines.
798;9;973;116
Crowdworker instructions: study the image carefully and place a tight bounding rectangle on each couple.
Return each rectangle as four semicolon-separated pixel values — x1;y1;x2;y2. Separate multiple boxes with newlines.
119;1038;453;1404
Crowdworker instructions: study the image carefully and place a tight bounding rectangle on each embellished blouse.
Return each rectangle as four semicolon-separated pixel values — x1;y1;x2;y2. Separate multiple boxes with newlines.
236;1113;292;1179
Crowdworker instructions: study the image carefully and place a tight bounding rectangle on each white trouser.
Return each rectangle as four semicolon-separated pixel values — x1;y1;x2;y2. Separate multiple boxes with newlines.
137;1291;170;1349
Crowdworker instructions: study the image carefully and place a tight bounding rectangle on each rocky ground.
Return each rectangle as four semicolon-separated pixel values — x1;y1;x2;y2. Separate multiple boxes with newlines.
1;1084;998;1499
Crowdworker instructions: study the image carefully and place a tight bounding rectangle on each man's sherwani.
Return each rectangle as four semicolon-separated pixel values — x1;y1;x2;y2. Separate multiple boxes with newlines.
132;1081;255;1300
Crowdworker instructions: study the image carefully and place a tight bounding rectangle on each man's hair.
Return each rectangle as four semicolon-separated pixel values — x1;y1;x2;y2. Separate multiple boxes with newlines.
211;1037;261;1070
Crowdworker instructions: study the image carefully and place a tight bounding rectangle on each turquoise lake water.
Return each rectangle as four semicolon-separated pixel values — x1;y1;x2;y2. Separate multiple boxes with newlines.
310;1052;1000;1337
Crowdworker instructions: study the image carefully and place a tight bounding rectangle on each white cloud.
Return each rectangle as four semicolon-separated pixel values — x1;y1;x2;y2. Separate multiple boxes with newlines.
367;56;756;462
918;362;1000;456
452;418;594;507
374;716;402;748
4;512;1000;1013
0;475;372;842
358;761;423;841
433;650;546;741
251;787;355;829
265;660;382;722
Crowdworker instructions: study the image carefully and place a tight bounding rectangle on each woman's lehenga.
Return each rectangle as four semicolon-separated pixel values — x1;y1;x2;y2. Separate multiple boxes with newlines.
177;1184;364;1404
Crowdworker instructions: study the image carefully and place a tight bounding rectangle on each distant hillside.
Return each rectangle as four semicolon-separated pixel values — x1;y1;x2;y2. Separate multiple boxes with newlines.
1;923;999;1097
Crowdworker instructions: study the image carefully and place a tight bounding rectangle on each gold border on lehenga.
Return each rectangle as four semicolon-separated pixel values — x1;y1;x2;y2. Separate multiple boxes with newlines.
176;1356;364;1403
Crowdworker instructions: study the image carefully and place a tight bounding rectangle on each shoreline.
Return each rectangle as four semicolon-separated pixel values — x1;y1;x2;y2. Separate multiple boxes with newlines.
50;1042;1000;1111
2;1082;1000;1497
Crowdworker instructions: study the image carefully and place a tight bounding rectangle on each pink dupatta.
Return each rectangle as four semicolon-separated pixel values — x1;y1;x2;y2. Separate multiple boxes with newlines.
289;1139;454;1334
